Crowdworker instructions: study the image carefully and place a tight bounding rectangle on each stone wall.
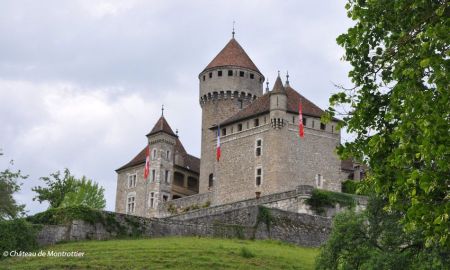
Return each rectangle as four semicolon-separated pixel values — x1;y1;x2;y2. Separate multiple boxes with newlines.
158;191;213;217
36;206;331;247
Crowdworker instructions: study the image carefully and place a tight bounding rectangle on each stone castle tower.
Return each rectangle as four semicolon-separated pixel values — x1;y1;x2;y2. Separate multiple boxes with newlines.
198;37;265;194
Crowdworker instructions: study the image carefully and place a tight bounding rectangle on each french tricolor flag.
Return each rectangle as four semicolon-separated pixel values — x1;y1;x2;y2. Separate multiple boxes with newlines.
216;126;221;162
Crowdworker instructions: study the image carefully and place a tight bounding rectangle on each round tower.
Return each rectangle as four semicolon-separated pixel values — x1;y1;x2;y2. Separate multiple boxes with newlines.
198;36;264;194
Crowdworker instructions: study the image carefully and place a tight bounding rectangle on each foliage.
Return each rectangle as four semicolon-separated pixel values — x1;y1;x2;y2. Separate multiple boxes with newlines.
255;206;273;234
27;205;103;225
240;247;255;258
32;168;105;209
323;0;450;247
341;180;358;194
2;237;319;269
306;189;355;214
315;197;449;270
59;177;106;209
0;219;40;259
167;203;177;214
0;167;28;220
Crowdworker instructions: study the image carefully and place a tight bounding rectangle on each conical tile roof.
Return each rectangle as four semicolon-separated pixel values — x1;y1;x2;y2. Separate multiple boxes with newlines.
146;116;177;137
203;38;261;73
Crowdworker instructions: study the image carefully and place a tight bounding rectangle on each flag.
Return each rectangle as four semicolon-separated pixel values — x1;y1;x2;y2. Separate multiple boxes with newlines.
299;100;304;138
216;126;221;161
144;145;150;179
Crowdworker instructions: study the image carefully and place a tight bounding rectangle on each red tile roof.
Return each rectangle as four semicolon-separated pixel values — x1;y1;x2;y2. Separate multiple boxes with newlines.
116;138;200;173
203;38;261;74
218;84;327;127
146;116;177;137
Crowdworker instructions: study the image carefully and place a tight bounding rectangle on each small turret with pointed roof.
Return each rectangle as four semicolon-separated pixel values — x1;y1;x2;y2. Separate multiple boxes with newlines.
146;115;177;138
269;72;288;129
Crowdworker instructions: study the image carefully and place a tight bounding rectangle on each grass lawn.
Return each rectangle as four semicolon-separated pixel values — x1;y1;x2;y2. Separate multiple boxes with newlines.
2;237;319;270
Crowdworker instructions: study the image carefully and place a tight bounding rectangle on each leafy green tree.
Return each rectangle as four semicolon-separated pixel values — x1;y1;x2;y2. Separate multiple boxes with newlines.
324;0;449;247
60;177;106;209
315;197;449;270
32;169;105;209
0;165;28;220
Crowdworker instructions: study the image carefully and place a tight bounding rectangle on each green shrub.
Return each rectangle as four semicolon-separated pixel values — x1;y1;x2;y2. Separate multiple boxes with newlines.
27;205;102;225
342;180;358;194
202;201;211;208
0;219;40;259
240;247;255;258
306;189;355;214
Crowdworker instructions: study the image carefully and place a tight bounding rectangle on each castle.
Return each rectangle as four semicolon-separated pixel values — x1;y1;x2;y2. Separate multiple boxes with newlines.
115;35;360;218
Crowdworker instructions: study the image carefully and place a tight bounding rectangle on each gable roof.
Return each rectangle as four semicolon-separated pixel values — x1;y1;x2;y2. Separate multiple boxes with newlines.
217;85;327;127
115;138;200;173
203;38;261;74
146;116;177;137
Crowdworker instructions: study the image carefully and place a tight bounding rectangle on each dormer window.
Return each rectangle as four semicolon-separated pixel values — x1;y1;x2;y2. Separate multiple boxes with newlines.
228;70;233;76
239;71;244;77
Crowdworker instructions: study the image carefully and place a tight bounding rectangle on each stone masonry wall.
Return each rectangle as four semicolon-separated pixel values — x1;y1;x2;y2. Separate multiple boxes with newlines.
36;206;331;247
157;191;213;217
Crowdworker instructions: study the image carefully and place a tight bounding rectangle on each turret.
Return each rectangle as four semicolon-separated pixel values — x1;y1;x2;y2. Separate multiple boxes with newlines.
269;74;287;129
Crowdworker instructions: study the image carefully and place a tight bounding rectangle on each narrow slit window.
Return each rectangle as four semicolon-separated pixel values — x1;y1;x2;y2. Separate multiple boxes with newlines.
256;168;262;186
256;139;262;156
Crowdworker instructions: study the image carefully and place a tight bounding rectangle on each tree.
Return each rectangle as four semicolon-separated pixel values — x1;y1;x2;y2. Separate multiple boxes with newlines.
60;177;106;209
0;166;27;220
315;197;449;270
324;0;449;247
32;168;106;209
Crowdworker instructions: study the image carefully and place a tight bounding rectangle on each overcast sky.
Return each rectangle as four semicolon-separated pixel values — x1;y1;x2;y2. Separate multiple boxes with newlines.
0;0;354;215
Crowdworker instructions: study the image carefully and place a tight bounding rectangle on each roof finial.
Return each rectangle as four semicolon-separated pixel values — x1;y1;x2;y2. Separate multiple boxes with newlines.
161;104;164;116
266;78;270;93
286;70;290;86
232;21;235;38
176;129;178;136
277;70;280;77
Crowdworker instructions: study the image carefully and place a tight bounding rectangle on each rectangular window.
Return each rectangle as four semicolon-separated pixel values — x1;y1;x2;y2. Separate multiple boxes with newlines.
166;150;170;160
150;192;155;208
239;71;244;77
250;73;254;79
228;70;233;76
202;75;205;81
320;123;326;130
238;99;243;109
209;72;212;78
316;174;323;188
127;196;135;213
237;123;242;131
152;149;157;159
256;139;262;157
163;195;168;202
222;128;226;136
254;118;259;127
165;170;169;184
256;168;262;186
303;117;307;126
151;169;156;182
128;174;137;188
218;70;222;77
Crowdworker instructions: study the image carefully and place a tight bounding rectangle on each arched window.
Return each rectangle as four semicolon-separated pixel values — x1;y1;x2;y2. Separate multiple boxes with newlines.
208;173;214;188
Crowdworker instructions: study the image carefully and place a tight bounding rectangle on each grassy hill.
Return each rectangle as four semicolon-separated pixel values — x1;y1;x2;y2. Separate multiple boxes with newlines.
2;237;318;270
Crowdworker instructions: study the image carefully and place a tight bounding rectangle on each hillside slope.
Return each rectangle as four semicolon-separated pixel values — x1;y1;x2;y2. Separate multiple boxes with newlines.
3;237;318;270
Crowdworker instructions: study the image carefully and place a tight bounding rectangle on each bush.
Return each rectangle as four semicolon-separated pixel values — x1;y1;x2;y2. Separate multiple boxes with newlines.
27;205;102;225
0;219;40;259
341;180;358;194
240;247;255;258
306;189;355;214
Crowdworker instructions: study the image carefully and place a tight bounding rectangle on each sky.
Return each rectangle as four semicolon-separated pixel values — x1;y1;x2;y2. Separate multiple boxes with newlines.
0;0;354;215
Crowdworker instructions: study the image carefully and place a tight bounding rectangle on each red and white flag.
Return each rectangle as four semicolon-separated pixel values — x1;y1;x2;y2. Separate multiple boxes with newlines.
144;145;150;179
216;126;221;162
299;100;304;138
